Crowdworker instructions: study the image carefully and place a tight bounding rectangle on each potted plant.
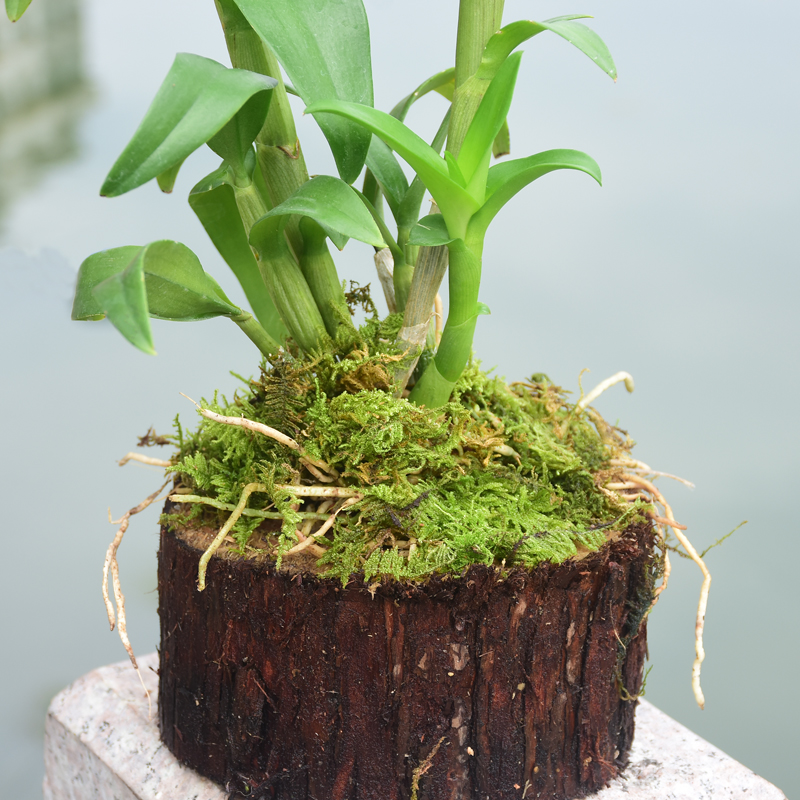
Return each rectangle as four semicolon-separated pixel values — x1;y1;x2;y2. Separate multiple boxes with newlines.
6;1;711;798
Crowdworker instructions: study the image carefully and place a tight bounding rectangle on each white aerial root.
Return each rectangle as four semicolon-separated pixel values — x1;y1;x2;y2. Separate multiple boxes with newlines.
607;470;710;709
117;452;173;468
576;371;635;414
285;498;359;556
103;479;170;716
180;393;338;480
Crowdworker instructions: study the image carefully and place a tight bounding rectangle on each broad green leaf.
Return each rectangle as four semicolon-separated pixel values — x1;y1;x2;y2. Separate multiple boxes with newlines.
457;52;522;193
470;149;602;237
91;250;155;355
101;54;276;197
233;0;373;184
364;137;409;217
254;176;385;250
481;17;616;83
134;241;242;321
408;214;457;248
306;100;479;237
207;92;272;179
5;0;32;21
189;163;286;342
72;246;142;321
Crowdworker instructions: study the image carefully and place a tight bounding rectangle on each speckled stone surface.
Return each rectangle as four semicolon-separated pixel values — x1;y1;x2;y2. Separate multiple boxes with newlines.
43;653;787;800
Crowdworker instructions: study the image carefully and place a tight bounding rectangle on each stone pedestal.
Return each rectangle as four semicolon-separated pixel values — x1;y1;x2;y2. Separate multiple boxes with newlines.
43;654;787;800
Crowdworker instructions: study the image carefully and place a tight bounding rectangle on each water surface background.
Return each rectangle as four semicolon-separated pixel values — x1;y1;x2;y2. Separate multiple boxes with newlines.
1;1;797;797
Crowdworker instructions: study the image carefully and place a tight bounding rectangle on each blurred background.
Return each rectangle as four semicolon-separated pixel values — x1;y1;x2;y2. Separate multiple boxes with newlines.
0;0;796;796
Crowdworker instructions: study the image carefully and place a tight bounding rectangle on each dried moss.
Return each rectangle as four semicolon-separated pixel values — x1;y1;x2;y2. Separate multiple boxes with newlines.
165;308;638;584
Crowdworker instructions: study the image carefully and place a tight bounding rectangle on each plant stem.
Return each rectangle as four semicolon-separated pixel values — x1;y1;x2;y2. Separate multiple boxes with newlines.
405;0;502;406
448;0;505;157
297;218;353;339
251;230;330;354
408;238;482;407
231;311;281;356
393;241;449;394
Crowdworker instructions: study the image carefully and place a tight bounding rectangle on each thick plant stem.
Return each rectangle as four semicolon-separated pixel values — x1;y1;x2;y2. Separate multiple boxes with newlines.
408;239;482;407
215;0;309;227
298;218;353;340
251;231;329;354
448;0;505;157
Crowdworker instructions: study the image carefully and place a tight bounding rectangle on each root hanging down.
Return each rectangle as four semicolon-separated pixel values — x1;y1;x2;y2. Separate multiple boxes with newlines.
103;479;171;716
604;463;710;709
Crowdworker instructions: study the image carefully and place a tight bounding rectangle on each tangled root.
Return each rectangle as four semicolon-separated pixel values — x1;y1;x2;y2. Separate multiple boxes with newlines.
103;478;171;715
605;459;710;709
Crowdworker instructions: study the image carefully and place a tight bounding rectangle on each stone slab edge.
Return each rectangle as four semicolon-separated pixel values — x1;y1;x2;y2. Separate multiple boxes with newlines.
43;654;788;800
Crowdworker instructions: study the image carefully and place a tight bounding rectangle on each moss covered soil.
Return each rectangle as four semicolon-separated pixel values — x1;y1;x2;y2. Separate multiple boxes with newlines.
161;307;642;585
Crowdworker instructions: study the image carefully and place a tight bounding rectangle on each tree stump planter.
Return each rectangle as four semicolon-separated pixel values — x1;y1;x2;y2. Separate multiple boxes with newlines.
158;516;656;800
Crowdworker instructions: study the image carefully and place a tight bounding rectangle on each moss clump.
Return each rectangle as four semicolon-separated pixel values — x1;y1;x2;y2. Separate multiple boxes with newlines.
165;307;637;584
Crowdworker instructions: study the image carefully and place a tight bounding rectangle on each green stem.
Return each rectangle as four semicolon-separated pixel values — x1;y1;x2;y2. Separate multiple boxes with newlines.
215;0;309;258
231;311;281;356
448;0;505;157
408;238;482;407
297;218;354;339
251;226;330;354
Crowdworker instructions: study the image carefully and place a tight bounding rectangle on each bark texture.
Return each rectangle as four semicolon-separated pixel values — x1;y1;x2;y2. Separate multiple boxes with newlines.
158;519;655;800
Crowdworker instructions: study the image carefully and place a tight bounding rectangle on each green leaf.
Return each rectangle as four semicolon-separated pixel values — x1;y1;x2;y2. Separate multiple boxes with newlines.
134;240;242;321
189;163;286;342
254;176;385;250
470;149;602;237
390;67;455;122
492;119;510;158
233;0;373;184
91;250;155;355
364;137;409;217
457;52;522;193
482;17;616;83
305;99;479;237
101;54;276;197
5;0;32;21
75;241;246;354
156;159;185;194
408;214;457;248
444;151;467;188
207;92;272;179
72;246;142;321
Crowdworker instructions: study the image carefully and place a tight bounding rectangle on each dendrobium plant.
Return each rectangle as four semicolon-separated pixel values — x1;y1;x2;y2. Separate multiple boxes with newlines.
7;0;616;409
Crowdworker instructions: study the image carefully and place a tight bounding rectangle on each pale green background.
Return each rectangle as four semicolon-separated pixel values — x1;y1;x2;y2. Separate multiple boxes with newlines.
0;1;796;797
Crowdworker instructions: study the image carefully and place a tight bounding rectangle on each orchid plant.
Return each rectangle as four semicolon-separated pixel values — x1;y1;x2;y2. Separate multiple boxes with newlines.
7;0;615;408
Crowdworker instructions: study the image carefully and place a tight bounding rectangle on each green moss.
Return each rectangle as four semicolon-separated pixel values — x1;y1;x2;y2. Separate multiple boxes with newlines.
165;308;636;584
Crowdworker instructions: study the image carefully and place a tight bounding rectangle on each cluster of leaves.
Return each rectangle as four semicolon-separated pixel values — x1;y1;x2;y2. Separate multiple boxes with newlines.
166;310;635;584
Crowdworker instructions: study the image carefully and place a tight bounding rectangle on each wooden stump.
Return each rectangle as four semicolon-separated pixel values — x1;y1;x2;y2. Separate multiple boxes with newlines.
158;518;655;800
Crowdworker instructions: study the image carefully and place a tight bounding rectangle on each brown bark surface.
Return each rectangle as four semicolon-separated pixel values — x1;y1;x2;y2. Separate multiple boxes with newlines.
158;518;654;800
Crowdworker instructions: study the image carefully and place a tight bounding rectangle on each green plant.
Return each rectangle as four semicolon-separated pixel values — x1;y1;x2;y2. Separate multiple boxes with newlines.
6;0;715;710
36;0;616;407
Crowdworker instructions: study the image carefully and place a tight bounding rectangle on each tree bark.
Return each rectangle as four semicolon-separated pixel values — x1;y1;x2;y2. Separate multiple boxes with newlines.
158;516;656;800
